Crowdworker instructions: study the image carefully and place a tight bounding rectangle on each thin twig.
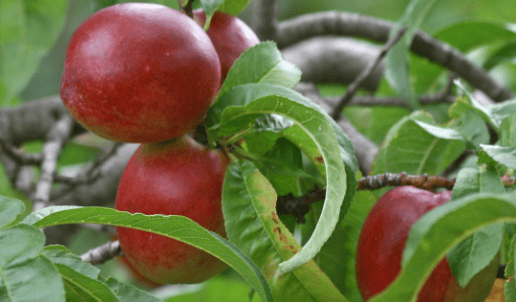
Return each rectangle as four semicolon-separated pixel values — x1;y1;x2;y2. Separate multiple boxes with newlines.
440;150;473;178
275;171;516;222
276;187;325;223
357;172;455;191
81;240;122;265
331;27;408;119
323;93;456;109
51;142;124;198
0;138;42;165
32;114;73;211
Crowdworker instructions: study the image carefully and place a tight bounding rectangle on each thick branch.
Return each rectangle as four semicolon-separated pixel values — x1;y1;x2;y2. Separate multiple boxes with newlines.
277;11;514;102
282;37;383;92
251;0;279;41
0;96;84;146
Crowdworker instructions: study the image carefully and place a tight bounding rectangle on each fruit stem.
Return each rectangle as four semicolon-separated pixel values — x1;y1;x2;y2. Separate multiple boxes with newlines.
230;144;261;161
225;127;256;145
179;0;194;19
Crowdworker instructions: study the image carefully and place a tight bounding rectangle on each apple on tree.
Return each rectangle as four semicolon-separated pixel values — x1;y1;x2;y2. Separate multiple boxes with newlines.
60;3;221;143
115;253;161;288
115;136;230;285
59;2;265;286
193;9;260;82
356;186;499;301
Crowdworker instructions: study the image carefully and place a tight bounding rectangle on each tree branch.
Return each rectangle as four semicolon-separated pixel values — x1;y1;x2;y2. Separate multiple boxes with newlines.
277;11;514;102
251;0;279;41
325;93;455;109
81;240;122;265
282;37;383;92
0;96;84;146
33;114;74;211
331;27;407;119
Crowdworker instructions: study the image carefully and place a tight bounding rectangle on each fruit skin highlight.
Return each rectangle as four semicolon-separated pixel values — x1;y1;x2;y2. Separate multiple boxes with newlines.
60;3;221;143
115;136;229;284
193;9;260;81
356;186;499;301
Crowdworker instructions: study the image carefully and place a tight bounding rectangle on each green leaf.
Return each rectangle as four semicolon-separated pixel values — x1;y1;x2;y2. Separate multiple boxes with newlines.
506;237;516;300
451;168;481;199
217;0;250;15
385;0;436;109
454;80;516;130
371;111;465;177
480;144;516;169
199;0;251;29
455;110;490;150
434;21;516;53
483;41;516;70
161;276;258;302
343;106;409;146
199;0;225;29
24;206;273;302
412;120;463;140
487;100;516;128
41;245;100;280
211;42;301;107
300;189;376;302
447;167;504;287
447;224;502;287
0;0;68;104
0;224;44;266
369;192;514;301
500;113;516;147
22;205;81;225
337;190;376;302
55;263;120;302
254;138;307;196
0;196;25;228
425;107;490;151
0;224;65;302
209;83;350;273
222;160;348;301
104;277;163;302
209;83;357;171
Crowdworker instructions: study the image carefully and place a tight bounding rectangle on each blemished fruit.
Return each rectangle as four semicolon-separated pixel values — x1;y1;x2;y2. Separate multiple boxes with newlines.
356;186;499;301
115;136;229;284
193;9;260;81
60;3;221;143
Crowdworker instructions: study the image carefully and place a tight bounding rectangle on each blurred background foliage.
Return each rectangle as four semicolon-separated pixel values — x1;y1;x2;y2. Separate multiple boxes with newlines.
4;0;516;300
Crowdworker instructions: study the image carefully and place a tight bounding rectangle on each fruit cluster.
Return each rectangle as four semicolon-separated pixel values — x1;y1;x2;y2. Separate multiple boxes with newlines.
60;3;259;284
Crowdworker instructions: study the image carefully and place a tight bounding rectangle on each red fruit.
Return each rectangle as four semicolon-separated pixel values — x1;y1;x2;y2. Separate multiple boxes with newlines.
60;3;221;143
115;136;229;284
116;255;161;288
356;186;498;301
193;10;260;81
